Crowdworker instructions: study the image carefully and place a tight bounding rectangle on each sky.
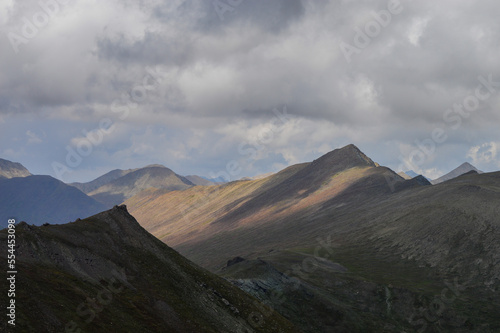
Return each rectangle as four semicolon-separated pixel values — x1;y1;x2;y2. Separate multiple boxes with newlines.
1;0;500;183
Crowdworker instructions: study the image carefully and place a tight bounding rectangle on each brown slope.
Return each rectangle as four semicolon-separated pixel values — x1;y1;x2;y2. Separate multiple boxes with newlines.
0;205;299;333
125;145;409;268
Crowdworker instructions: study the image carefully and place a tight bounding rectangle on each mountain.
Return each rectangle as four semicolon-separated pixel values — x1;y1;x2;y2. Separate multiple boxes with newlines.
88;165;194;208
126;144;500;332
397;171;412;180
432;162;483;184
201;176;228;184
69;168;139;193
404;170;420;178
0;175;106;228
125;144;412;268
185;175;215;186
240;172;275;181
0;158;31;178
0;205;298;333
403;170;433;182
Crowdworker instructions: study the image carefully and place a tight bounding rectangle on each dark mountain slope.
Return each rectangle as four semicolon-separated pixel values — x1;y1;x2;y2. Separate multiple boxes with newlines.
176;171;500;332
88;165;194;207
0;205;299;333
0;158;31;178
0;175;106;228
126;145;500;332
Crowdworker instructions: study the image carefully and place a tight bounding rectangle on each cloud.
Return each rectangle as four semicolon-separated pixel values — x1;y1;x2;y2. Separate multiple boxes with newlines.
1;0;500;181
26;130;42;144
467;142;498;167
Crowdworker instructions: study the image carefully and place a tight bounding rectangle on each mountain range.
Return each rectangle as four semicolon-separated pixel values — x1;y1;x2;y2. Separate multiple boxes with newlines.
80;165;194;208
124;144;500;332
1;145;499;331
0;160;209;227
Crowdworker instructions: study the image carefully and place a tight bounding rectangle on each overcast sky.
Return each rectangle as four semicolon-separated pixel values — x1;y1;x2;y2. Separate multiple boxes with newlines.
1;0;500;182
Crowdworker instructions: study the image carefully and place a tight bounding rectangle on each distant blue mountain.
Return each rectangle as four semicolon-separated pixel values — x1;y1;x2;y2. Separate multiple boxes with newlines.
0;175;106;228
405;170;431;182
201;176;228;184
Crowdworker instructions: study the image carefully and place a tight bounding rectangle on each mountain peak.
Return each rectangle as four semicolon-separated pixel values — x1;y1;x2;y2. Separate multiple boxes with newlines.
87;165;193;207
143;164;167;169
459;162;476;169
432;162;483;184
312;144;376;170
0;158;31;178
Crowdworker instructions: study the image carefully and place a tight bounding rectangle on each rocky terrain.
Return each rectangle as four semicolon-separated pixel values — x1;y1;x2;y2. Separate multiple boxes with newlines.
0;205;298;333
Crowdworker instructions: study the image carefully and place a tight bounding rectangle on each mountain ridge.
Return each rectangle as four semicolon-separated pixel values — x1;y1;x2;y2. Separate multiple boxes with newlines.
88;165;194;207
125;144;412;262
0;205;299;332
124;145;500;331
69;168;139;193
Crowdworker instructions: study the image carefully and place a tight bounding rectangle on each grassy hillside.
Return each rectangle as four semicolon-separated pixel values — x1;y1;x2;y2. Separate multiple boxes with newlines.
0;205;299;333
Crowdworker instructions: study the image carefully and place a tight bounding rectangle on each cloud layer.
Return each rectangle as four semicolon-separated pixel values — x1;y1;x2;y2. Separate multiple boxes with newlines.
1;0;500;182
